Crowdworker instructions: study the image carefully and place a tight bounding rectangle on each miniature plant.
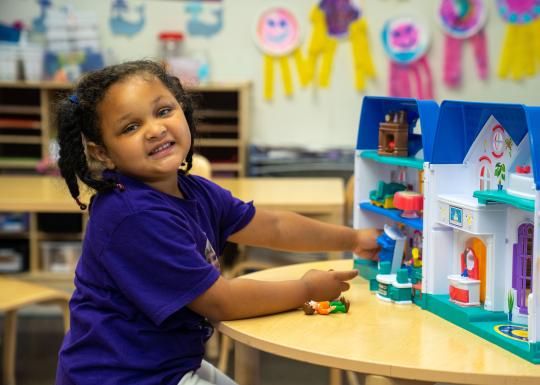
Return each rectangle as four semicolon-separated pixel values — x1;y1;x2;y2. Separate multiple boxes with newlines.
494;162;506;190
507;290;515;322
504;137;513;158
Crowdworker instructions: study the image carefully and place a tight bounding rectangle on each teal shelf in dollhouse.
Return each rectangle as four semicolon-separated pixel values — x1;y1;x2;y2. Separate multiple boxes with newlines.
359;202;423;231
473;189;534;212
359;150;424;170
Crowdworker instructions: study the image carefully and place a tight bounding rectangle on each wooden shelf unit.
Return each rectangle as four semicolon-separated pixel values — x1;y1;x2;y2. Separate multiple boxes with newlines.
0;81;251;177
0;210;87;291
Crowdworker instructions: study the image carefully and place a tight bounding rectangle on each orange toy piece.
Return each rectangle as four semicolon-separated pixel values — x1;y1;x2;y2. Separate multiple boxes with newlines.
303;297;350;315
393;190;423;218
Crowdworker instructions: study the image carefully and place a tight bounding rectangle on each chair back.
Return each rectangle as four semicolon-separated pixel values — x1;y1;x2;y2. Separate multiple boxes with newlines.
190;153;212;179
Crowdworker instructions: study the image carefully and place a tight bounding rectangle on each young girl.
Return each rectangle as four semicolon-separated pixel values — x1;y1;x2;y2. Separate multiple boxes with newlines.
54;60;379;385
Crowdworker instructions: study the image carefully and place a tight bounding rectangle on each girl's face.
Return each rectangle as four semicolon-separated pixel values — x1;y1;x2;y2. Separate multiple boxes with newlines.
91;74;191;189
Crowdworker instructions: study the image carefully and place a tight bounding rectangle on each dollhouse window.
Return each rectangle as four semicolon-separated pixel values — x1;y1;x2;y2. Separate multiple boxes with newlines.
479;165;491;191
492;131;504;153
514;223;533;315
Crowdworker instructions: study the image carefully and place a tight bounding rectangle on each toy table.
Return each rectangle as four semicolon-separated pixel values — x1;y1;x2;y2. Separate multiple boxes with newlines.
217;260;540;385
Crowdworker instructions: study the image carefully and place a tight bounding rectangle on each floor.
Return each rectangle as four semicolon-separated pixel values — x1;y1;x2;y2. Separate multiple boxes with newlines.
0;313;330;385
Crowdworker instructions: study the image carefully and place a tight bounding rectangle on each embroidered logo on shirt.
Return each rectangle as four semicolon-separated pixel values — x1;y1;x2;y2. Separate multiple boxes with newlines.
204;239;220;271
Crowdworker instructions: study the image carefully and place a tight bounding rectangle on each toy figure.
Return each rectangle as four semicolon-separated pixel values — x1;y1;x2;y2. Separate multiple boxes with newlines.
303;296;350;315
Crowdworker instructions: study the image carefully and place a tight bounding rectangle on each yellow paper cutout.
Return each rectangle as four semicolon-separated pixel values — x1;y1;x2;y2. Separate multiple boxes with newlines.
262;49;310;101
498;17;540;80
307;4;375;90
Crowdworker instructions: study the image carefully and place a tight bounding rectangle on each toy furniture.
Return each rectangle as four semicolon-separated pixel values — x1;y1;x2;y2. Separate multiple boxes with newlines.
218;260;540;385
393;190;423;218
378;110;409;156
0;276;70;385
369;181;406;209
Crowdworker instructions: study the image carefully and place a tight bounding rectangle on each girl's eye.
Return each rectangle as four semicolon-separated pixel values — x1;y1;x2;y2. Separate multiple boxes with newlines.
158;107;172;117
122;124;139;134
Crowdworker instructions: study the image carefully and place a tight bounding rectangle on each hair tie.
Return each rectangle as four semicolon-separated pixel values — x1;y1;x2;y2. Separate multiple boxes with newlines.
68;94;79;104
74;196;87;210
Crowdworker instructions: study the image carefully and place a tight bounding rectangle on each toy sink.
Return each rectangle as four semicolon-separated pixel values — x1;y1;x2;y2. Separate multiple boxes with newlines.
448;274;480;306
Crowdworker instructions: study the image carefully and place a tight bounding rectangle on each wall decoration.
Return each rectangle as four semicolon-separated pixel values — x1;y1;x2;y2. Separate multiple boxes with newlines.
254;6;309;101
185;2;223;37
497;0;540;80
381;16;433;99
307;0;375;90
110;0;145;37
33;0;52;34
438;0;488;87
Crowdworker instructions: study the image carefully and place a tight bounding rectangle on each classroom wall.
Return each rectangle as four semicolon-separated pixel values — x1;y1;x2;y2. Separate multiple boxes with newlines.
2;0;540;150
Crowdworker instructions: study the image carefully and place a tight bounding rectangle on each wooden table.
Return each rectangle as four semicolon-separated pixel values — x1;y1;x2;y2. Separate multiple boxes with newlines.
216;177;344;226
218;260;540;385
0;176;344;223
0;276;70;385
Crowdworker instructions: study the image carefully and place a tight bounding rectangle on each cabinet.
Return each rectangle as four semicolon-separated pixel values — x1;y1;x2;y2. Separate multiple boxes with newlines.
0;176;89;290
0;81;251;176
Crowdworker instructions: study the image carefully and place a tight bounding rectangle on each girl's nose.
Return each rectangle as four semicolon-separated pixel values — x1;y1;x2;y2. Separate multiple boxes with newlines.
146;122;166;140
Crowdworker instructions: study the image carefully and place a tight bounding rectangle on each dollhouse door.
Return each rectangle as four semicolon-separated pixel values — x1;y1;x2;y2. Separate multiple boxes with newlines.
464;238;486;302
512;223;533;315
461;247;479;279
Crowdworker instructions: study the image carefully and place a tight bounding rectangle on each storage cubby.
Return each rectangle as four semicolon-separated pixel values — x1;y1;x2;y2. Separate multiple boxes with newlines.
0;81;251;176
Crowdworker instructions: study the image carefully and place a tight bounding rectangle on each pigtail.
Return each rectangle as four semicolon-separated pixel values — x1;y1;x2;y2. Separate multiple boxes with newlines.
56;98;87;210
56;96;115;210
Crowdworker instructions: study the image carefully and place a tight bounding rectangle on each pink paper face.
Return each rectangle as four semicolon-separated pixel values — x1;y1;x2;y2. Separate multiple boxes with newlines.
439;0;487;39
382;16;430;63
255;8;300;56
389;22;419;50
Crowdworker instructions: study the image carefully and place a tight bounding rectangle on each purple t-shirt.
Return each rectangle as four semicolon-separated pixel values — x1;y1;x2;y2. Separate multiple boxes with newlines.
56;172;255;385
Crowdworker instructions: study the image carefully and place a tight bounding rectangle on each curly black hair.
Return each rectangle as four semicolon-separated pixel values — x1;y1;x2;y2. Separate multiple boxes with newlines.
55;60;197;210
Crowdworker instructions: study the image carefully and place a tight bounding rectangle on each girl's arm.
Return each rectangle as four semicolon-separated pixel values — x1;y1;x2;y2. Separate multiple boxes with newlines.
188;268;358;321
228;208;380;259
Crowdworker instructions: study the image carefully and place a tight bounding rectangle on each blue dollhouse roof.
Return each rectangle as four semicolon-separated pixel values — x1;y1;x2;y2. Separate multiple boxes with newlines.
356;96;439;162
431;101;540;189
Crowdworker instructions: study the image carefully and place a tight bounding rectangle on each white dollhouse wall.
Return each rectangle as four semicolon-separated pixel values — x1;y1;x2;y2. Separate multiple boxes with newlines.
423;164;469;295
423;115;520;300
463;116;516;192
510;134;531;172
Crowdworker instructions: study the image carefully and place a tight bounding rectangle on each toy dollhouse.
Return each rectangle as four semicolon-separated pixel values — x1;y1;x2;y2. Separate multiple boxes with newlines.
353;96;438;295
423;100;540;363
354;97;540;363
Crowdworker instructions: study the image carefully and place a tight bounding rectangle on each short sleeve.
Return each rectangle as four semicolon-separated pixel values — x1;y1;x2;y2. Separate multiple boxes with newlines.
206;181;256;250
100;210;220;326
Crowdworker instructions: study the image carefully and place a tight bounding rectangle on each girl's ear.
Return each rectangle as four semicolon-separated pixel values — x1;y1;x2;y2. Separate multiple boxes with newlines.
86;141;115;170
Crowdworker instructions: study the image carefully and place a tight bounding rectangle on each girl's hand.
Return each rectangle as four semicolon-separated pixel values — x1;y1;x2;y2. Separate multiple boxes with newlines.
301;269;358;301
352;228;381;260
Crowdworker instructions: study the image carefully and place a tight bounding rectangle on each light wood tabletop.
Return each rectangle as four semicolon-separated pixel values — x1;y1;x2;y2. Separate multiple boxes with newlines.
0;176;344;223
0;276;70;385
217;260;540;385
